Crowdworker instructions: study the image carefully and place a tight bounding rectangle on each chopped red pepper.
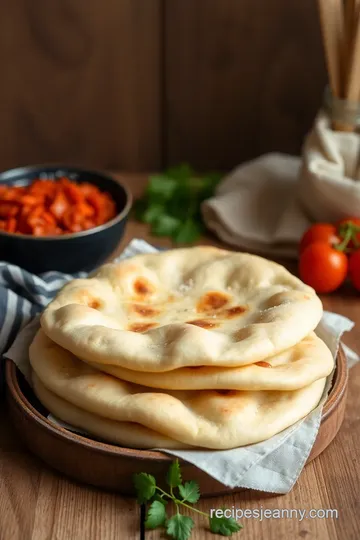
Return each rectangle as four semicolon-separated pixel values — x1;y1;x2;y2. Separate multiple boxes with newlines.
0;177;117;236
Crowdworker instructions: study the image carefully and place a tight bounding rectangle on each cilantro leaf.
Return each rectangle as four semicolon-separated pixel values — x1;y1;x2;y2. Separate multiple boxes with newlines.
166;163;194;181
141;203;165;224
134;461;244;538
173;219;203;244
166;514;194;540
152;493;168;505
166;459;182;488
166;186;194;218
209;515;243;536
206;171;223;185
135;164;223;244
147;174;178;200
200;173;222;199
151;214;182;237
178;481;200;504
145;500;167;529
133;473;156;503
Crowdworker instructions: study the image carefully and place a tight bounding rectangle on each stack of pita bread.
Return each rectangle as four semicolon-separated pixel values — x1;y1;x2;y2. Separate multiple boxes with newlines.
29;247;334;450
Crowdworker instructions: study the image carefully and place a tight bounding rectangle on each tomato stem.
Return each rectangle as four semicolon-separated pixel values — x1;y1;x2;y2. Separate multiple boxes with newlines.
340;222;360;233
335;226;353;251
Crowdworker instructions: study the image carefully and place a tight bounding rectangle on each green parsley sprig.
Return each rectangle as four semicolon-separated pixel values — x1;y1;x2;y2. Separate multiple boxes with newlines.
134;164;222;244
133;459;242;539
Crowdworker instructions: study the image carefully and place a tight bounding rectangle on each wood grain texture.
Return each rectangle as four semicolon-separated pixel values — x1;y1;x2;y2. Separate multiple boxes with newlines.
164;0;327;170
1;175;360;539
0;416;139;540
0;1;328;172
0;0;161;172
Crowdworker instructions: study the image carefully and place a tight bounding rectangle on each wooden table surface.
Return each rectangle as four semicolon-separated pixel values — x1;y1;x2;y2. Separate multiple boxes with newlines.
1;174;359;540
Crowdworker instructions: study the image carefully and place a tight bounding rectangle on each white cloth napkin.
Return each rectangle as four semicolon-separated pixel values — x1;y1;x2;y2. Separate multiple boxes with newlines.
299;114;360;222
202;153;309;258
5;239;358;494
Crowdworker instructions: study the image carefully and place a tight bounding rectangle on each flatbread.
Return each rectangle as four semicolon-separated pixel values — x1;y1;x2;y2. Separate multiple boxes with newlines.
32;374;192;449
30;330;326;449
40;247;323;372
88;332;333;391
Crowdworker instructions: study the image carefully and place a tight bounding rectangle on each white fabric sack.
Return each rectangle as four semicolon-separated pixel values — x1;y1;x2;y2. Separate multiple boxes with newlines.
299;113;360;222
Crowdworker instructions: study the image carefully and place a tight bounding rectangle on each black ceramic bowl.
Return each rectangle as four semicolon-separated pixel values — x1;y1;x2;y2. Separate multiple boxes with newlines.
0;165;132;274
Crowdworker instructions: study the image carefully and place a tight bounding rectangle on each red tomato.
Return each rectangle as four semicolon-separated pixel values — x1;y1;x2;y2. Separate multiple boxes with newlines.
299;242;348;293
300;224;340;253
348;250;360;291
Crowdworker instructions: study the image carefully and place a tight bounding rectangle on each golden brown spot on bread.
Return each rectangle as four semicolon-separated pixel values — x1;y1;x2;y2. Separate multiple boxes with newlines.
75;290;102;310
129;322;158;333
133;277;155;297
87;383;96;388
197;291;230;312
188;319;219;329
255;361;272;368
223;305;247;318
131;304;159;317
88;299;102;310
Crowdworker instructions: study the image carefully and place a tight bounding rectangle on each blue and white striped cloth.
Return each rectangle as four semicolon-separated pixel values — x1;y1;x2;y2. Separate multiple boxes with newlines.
0;264;85;397
0;265;85;357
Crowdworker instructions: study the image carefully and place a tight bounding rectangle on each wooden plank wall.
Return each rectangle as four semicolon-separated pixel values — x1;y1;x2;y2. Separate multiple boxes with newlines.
0;1;326;172
0;0;161;172
164;0;327;170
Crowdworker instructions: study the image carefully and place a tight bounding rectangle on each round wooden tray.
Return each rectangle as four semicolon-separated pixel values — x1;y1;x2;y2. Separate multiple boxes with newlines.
5;348;348;497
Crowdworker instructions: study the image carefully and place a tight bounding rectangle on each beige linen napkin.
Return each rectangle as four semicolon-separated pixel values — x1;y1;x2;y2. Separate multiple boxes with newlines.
202;153;310;258
299;114;360;222
203;116;360;256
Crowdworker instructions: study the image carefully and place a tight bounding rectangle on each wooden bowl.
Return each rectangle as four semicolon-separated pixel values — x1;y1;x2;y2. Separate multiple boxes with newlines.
5;348;348;497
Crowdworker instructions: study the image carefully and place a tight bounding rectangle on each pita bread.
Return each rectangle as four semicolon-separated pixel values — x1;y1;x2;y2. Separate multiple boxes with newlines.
30;330;326;449
32;374;192;449
40;247;323;372
88;332;333;391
